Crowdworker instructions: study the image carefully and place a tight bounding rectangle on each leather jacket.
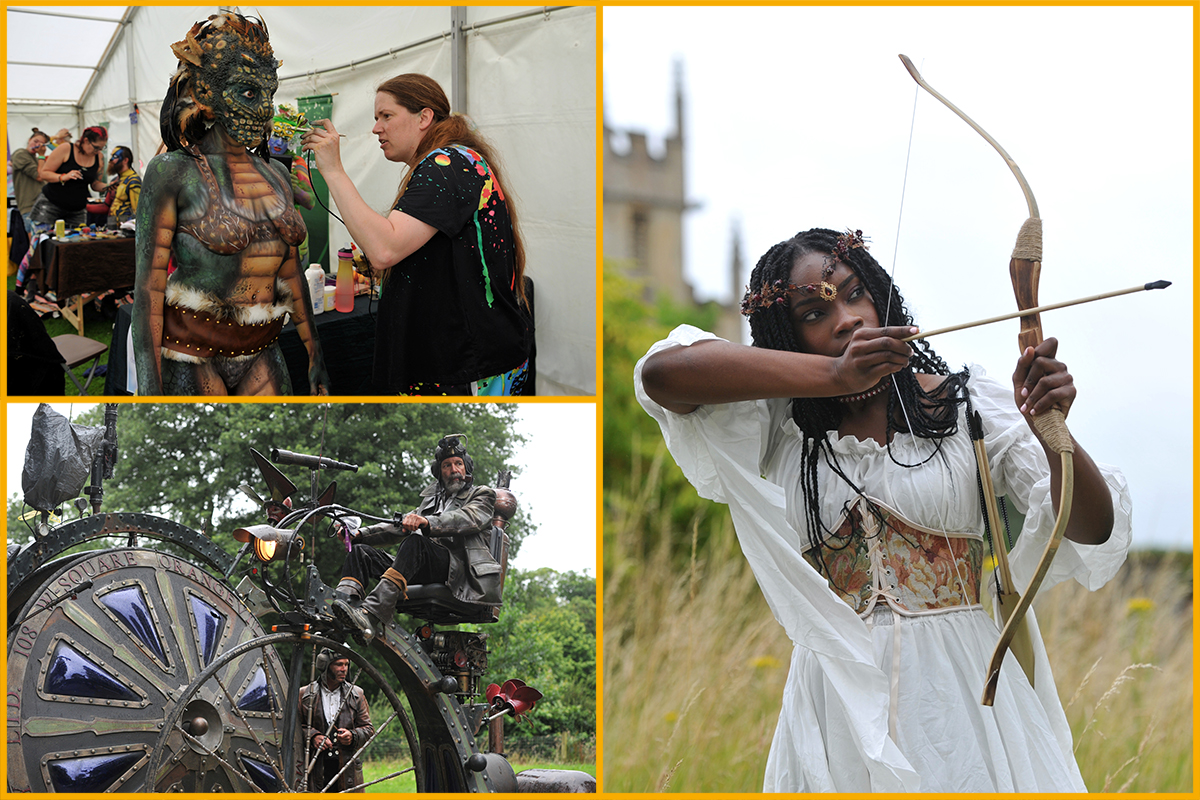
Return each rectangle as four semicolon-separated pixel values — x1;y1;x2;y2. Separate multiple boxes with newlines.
358;482;502;605
298;679;373;791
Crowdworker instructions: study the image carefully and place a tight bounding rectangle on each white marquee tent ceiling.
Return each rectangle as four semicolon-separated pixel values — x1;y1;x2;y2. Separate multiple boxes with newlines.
6;5;598;395
7;6;129;104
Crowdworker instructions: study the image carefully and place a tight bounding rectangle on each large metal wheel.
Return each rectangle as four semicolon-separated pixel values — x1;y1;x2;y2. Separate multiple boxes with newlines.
6;547;280;792
7;514;511;793
143;633;422;792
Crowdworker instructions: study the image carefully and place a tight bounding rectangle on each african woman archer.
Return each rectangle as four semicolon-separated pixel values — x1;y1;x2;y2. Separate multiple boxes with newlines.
132;13;326;395
636;227;1131;792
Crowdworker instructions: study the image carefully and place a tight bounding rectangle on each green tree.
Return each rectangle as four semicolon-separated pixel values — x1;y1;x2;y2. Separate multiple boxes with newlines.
7;404;532;586
482;567;597;738
603;260;733;571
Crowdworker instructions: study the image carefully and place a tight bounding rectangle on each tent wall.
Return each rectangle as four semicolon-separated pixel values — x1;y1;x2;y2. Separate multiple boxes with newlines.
8;5;596;396
7;106;82;148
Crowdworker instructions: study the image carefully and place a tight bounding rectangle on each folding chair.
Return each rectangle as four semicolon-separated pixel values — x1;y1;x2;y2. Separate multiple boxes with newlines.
51;334;108;394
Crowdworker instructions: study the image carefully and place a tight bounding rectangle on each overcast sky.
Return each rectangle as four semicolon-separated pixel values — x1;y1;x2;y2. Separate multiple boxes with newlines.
604;6;1192;550
7;402;596;575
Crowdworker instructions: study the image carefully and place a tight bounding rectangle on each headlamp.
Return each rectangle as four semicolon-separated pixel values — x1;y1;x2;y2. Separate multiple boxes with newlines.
233;524;304;563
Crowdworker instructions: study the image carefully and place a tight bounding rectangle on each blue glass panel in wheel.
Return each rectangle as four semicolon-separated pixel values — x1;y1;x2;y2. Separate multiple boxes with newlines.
98;585;167;661
424;750;437;792
239;755;281;791
47;752;142;792
44;640;140;701
442;748;463;792
237;665;274;712
188;595;226;667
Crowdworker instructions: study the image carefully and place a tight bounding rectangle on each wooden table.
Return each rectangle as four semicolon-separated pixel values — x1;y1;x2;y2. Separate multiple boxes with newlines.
29;235;136;335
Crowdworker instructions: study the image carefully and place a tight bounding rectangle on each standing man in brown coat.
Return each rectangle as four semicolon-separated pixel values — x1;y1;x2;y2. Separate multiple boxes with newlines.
298;649;374;792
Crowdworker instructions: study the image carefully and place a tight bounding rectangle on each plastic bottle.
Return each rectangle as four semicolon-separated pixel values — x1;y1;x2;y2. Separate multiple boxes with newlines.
335;247;355;312
305;264;325;315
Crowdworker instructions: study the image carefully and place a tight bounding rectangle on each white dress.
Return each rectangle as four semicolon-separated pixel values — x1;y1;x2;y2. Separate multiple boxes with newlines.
634;325;1132;793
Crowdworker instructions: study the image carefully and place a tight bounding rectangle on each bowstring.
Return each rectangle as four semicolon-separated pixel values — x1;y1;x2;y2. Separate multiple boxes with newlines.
886;60;921;446
885;60;982;599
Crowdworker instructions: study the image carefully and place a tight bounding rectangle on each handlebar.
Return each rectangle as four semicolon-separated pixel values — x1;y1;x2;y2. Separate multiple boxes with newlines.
271;448;359;472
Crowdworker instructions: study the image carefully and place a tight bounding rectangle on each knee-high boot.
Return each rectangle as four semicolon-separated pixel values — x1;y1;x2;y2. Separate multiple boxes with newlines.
334;569;406;642
335;577;364;602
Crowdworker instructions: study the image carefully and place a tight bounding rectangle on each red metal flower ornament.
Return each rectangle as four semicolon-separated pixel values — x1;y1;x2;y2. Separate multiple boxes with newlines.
485;679;543;722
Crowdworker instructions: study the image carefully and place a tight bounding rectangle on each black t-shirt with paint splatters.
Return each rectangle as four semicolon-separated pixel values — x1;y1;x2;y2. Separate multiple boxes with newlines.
374;145;531;390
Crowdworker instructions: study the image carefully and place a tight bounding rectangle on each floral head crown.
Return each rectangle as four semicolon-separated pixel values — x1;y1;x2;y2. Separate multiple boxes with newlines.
740;229;870;316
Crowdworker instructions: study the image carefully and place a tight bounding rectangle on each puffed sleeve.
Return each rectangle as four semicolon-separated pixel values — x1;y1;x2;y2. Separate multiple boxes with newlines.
633;325;921;791
969;367;1131;593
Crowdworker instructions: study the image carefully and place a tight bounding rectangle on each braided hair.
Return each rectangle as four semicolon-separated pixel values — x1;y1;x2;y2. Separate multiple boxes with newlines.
747;228;969;566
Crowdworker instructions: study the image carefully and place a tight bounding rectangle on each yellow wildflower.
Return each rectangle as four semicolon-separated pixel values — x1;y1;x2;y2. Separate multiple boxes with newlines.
1126;597;1155;614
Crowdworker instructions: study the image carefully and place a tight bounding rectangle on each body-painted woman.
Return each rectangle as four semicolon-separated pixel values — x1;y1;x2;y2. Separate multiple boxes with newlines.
133;13;326;395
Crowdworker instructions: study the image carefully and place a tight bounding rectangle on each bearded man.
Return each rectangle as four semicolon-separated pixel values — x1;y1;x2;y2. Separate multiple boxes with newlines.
333;434;502;641
105;146;142;224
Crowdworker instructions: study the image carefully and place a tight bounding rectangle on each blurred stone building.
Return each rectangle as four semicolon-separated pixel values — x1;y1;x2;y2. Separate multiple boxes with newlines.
603;63;744;342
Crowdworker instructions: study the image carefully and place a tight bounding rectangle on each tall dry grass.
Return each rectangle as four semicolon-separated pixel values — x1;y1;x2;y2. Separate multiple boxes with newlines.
602;448;1193;792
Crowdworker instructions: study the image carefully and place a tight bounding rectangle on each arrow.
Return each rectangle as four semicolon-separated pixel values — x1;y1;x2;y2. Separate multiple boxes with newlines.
903;280;1171;342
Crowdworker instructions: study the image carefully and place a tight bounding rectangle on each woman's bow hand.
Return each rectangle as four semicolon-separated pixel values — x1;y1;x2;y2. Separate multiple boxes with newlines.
831;326;918;395
1012;337;1075;426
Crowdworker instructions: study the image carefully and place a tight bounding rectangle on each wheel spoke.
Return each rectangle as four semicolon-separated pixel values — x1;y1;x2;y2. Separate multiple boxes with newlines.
321;708;404;792
212;661;287;787
342;765;417;793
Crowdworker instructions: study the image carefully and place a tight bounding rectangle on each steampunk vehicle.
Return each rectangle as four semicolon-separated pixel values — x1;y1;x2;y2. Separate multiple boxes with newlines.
7;405;544;793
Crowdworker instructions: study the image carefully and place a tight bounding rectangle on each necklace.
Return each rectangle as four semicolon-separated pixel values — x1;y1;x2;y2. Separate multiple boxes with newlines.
835;382;888;404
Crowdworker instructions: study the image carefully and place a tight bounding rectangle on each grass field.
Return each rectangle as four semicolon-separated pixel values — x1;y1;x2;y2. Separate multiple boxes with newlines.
8;270;116;396
361;757;596;792
603;450;1193;793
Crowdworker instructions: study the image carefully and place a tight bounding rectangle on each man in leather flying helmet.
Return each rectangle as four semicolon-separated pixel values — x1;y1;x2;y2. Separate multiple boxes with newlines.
333;434;503;641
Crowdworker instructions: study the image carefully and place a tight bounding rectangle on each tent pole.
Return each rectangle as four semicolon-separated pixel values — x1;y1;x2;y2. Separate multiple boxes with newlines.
451;7;468;114
125;9;139;167
78;7;136;114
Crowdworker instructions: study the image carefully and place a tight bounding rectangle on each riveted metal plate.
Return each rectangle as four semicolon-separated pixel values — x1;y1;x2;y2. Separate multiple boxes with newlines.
9;513;234;599
7;549;280;792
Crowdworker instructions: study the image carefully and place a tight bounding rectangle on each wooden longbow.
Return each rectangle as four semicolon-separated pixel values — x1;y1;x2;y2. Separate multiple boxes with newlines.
898;54;1075;707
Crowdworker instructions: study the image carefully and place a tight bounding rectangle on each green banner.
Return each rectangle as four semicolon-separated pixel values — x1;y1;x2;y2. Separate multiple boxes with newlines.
297;94;334;123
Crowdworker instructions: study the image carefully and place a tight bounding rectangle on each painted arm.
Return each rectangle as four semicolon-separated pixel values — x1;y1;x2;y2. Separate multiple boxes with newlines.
132;156;179;395
277;241;328;394
127;178;142;216
265;157;327;394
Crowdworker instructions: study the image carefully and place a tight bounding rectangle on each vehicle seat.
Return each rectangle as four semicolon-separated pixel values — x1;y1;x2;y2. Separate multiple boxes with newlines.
398;526;509;625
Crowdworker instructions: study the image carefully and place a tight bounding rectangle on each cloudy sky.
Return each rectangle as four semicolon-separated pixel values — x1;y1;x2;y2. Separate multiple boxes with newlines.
7;402;596;574
605;6;1192;549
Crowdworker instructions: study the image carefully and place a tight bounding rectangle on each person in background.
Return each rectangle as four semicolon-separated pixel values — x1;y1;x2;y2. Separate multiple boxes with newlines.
30;125;108;234
298;649;373;792
48;128;72;150
302;74;532;396
11;128;50;231
104;145;141;224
